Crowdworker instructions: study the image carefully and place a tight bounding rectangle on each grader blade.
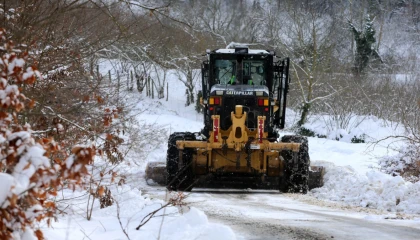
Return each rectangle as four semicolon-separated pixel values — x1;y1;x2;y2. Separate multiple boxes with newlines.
308;166;325;190
145;161;167;185
145;161;326;190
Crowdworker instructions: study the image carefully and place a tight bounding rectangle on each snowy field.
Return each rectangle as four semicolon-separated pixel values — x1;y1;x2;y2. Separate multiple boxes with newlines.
40;60;420;239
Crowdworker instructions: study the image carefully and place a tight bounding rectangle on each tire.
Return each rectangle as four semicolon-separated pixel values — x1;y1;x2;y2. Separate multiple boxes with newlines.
166;132;196;191
279;135;310;194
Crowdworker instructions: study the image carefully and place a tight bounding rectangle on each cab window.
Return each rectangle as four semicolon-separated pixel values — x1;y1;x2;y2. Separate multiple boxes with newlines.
214;60;235;84
243;60;266;86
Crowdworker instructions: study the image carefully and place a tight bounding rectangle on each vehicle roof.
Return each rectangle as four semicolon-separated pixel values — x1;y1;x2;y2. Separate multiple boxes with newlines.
215;49;270;54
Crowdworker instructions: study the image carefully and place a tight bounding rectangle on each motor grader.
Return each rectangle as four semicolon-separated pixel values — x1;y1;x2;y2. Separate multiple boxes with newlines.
146;46;324;193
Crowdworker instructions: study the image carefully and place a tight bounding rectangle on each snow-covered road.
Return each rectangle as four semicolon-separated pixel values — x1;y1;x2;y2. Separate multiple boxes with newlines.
143;186;420;240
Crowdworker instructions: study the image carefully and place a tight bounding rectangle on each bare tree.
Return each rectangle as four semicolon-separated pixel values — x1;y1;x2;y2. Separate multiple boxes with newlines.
280;5;347;126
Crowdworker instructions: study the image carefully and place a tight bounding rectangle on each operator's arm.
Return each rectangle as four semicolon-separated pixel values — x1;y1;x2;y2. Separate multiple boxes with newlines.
229;75;236;84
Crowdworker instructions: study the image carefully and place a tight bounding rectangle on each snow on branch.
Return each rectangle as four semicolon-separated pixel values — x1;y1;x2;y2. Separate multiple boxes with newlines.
0;29;94;240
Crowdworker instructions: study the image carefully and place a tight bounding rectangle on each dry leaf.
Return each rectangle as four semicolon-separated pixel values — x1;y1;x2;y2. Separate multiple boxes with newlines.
97;186;105;197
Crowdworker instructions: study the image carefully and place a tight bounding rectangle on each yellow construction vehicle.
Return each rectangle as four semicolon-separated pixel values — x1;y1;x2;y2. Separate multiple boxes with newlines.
148;46;324;193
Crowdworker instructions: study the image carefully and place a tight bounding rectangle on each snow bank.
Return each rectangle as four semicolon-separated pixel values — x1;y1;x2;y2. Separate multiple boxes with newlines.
43;185;235;240
155;207;235;240
303;112;420;215
301;114;405;143
311;164;420;214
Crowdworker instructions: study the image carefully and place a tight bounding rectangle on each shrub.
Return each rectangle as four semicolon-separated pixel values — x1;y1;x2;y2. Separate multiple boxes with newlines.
351;134;366;143
379;141;420;183
297;127;326;138
0;29;94;240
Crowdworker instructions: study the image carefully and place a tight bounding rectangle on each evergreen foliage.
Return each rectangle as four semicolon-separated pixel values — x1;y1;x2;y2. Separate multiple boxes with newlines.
349;15;382;75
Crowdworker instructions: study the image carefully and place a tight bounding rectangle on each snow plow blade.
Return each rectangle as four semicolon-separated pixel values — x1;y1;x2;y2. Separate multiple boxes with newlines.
145;162;167;185
308;166;325;190
145;161;325;190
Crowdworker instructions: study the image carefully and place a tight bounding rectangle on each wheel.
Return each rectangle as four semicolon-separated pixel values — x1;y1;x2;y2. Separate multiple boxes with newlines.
279;135;310;193
166;132;196;191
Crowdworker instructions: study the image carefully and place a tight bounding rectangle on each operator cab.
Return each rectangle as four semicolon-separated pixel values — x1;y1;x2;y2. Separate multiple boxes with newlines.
211;47;271;87
201;45;290;138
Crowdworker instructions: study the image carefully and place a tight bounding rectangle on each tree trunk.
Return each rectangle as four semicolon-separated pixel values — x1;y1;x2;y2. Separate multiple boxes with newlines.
166;83;168;101
189;89;194;104
151;79;154;99
298;102;311;126
185;89;190;106
185;69;195;106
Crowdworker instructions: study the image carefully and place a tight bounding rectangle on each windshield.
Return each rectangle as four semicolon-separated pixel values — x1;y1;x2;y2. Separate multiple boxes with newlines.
214;59;266;86
243;60;266;86
214;60;235;84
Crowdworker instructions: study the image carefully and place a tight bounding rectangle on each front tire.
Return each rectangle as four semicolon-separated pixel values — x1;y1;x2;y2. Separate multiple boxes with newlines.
166;132;196;191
